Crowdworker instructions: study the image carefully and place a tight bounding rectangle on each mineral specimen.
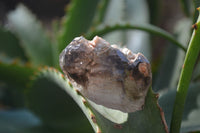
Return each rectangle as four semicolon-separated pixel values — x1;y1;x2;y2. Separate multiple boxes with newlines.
59;36;152;113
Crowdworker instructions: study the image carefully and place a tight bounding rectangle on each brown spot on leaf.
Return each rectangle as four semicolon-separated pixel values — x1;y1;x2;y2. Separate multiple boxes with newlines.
155;93;159;99
192;23;198;30
75;89;81;95
157;103;169;133
97;127;102;133
182;64;185;69
82;98;87;104
61;74;65;79
68;81;72;87
91;114;97;123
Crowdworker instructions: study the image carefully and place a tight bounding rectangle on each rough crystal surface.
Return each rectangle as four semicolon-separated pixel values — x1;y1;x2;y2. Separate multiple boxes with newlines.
59;36;152;112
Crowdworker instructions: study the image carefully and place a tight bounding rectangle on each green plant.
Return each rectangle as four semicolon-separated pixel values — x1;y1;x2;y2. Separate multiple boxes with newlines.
1;0;200;133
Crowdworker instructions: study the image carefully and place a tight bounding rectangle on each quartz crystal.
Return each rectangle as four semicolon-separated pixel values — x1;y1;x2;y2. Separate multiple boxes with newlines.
59;36;152;113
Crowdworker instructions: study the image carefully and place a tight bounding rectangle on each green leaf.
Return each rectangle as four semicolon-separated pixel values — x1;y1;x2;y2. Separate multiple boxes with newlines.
90;88;168;133
7;4;55;67
159;83;200;132
0;26;27;61
0;60;34;89
170;9;200;133
86;23;187;52
0;57;34;108
27;68;93;133
58;0;100;52
29;68;168;133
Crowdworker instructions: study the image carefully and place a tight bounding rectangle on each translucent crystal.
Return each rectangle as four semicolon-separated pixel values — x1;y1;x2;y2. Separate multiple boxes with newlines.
59;36;152;113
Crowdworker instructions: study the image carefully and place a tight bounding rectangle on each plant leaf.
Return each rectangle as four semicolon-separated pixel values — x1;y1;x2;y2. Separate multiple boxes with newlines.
159;82;200;132
28;68;168;133
7;4;55;67
170;9;200;133
0;60;34;89
58;0;100;52
26;68;93;133
0;26;27;61
86;23;186;52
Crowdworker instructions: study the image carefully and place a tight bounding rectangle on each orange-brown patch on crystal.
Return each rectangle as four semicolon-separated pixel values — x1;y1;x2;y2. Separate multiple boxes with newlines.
138;63;149;77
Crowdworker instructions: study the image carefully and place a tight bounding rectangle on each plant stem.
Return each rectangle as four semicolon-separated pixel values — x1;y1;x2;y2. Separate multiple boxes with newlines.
86;24;187;52
170;9;200;133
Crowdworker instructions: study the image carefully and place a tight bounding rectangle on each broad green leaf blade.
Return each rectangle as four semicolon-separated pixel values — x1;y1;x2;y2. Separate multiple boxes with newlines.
0;60;34;89
7;4;55;67
0;57;34;108
31;68;168;133
27;68;93;133
90;89;168;133
159;83;200;132
0;26;27;61
58;0;100;52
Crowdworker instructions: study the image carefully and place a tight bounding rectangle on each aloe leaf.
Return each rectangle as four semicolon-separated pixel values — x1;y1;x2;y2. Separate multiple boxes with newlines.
0;57;34;108
7;4;55;67
0;60;34;89
90;88;168;133
86;23;186;52
0;26;27;61
28;68;168;133
159;83;200;132
170;9;200;132
27;68;93;133
58;0;100;52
